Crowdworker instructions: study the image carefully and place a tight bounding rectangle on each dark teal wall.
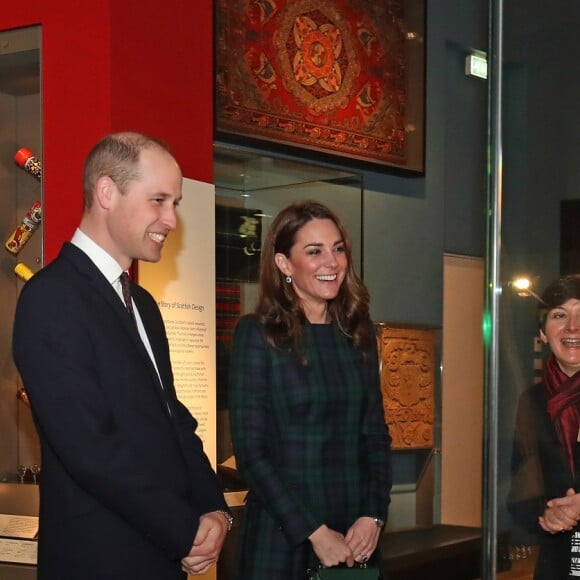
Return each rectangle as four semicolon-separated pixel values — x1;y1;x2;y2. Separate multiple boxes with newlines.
363;0;488;327
360;0;489;519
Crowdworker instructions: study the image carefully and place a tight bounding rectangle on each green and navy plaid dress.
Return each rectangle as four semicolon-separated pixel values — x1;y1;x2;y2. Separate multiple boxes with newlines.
229;315;392;580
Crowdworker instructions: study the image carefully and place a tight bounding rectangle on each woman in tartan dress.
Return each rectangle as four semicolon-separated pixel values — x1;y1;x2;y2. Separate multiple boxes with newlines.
229;201;392;579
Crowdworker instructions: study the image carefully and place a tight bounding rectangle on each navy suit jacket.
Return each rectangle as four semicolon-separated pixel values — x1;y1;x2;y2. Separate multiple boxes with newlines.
13;243;226;580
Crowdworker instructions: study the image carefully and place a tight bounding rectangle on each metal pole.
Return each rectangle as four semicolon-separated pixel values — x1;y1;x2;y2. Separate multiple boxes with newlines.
482;0;503;577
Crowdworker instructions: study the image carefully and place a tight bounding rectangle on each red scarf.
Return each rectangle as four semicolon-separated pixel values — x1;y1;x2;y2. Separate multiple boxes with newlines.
544;354;580;474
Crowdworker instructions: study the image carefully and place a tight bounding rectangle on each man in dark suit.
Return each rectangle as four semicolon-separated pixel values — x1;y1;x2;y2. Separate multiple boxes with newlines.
12;132;231;579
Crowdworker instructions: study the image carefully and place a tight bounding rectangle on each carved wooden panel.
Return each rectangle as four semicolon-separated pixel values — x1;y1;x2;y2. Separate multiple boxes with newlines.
376;324;435;450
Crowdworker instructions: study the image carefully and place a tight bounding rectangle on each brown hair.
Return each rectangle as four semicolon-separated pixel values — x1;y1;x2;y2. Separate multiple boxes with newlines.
538;274;580;330
82;132;171;211
256;200;373;357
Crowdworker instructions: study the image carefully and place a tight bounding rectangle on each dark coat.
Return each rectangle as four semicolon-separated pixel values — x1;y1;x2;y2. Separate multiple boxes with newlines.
508;382;578;579
229;316;392;580
12;243;227;580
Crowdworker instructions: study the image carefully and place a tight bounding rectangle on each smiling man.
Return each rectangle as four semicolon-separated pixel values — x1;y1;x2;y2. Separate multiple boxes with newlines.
12;132;231;580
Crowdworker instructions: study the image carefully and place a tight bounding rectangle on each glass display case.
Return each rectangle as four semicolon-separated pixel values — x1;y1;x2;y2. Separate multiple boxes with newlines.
0;25;42;485
212;142;459;580
213;142;363;470
213;143;364;580
485;1;580;578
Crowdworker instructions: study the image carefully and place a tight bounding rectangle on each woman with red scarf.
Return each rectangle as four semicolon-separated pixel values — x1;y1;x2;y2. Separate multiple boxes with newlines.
509;274;580;579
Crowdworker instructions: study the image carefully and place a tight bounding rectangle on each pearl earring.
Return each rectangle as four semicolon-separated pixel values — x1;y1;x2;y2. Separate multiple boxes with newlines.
285;275;292;284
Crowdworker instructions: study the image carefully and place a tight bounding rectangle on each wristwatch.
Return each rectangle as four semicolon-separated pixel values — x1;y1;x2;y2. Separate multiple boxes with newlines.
214;510;234;531
371;517;385;529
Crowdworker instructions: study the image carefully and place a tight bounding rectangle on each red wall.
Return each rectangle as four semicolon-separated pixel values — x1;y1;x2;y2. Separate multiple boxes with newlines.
109;1;214;182
1;0;213;262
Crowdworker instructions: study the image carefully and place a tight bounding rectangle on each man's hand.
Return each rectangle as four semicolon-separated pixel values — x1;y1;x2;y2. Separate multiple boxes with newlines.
181;511;230;575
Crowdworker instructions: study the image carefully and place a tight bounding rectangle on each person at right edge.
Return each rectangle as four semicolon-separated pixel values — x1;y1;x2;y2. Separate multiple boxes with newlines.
228;200;393;579
508;274;580;579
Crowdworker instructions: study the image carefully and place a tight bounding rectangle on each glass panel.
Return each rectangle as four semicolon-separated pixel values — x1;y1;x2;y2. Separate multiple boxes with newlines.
0;26;42;484
489;2;580;578
213;143;363;500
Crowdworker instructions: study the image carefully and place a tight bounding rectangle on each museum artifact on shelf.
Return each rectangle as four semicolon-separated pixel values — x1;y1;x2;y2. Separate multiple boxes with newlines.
14;262;35;282
4;201;42;255
5;147;43;255
14;147;42;181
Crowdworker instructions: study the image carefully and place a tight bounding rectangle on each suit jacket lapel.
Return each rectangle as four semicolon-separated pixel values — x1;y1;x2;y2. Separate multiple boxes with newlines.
132;289;173;389
60;243;170;400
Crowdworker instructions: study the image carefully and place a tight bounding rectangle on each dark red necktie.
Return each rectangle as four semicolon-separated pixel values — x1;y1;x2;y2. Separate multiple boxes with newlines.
119;272;136;322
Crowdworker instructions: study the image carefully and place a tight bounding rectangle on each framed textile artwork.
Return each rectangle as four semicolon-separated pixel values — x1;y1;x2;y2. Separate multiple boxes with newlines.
215;0;426;173
376;324;435;450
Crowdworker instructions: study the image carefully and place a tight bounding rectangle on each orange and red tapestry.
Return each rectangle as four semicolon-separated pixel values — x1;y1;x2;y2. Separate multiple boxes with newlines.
215;0;424;171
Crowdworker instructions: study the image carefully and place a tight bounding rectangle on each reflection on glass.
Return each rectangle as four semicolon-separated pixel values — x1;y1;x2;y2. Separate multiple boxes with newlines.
17;464;28;484
491;2;580;578
213;144;362;496
30;464;40;485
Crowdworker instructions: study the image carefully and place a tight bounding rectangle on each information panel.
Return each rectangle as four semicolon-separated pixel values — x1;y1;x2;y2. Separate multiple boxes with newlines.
139;178;216;464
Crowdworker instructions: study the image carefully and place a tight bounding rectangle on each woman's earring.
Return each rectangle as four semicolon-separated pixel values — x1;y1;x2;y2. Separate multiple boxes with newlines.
285;275;292;284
